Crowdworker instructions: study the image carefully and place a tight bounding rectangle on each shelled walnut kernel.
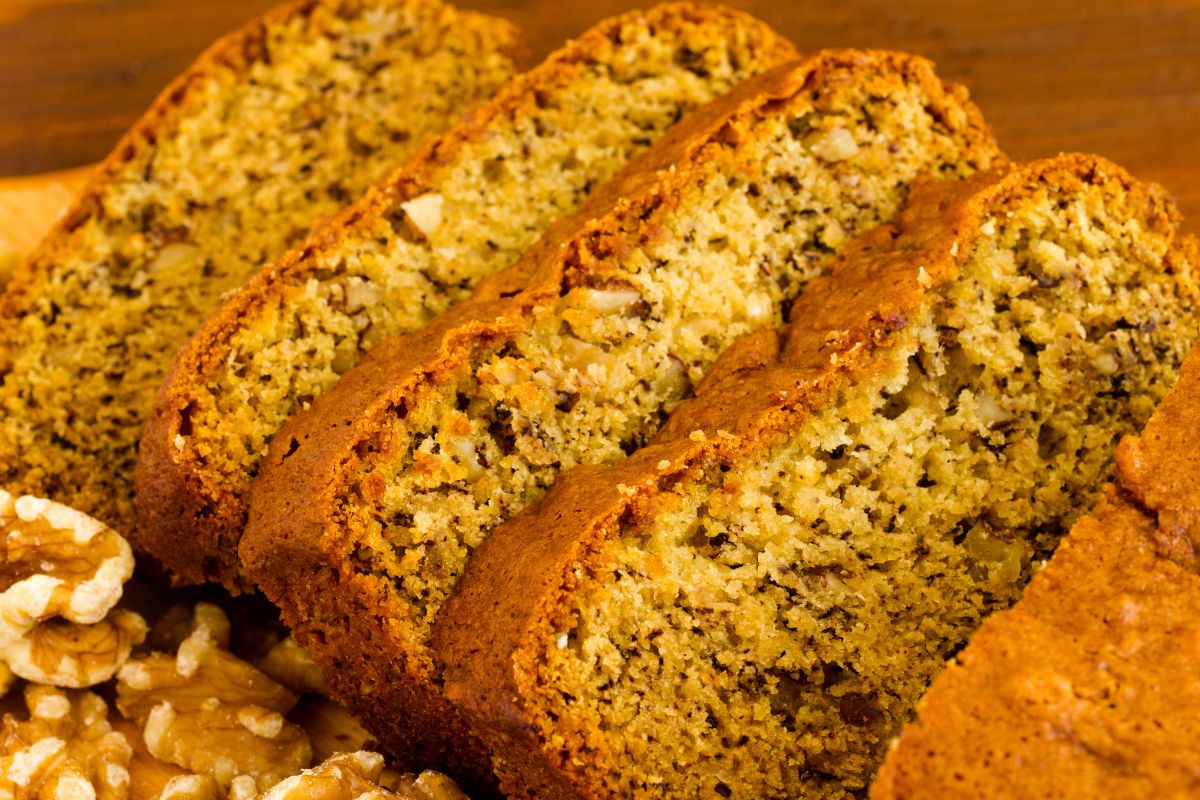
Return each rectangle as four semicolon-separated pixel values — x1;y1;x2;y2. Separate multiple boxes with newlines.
116;604;310;795
0;684;132;800
0;491;144;690
255;752;468;800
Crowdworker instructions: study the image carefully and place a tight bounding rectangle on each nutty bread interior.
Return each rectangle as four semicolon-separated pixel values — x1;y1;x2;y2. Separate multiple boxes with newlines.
140;2;798;588
436;155;1198;800
0;0;522;532
318;53;993;648
242;49;999;783
873;350;1200;798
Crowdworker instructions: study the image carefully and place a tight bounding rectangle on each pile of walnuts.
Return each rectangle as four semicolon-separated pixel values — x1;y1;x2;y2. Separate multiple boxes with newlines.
116;603;313;798
0;492;467;800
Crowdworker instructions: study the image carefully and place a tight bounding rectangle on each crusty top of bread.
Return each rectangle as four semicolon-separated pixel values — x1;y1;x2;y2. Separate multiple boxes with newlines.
872;349;1200;799
0;0;521;536
433;154;1199;800
138;1;798;591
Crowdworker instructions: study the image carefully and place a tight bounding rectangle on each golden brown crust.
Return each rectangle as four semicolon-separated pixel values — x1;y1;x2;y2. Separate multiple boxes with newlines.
433;154;1195;800
872;491;1200;799
137;1;796;592
871;349;1200;799
240;50;997;796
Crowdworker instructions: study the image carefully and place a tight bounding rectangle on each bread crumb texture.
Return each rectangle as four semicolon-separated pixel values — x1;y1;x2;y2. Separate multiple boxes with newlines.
333;53;996;672
522;165;1197;799
160;3;795;579
0;0;520;529
872;349;1200;798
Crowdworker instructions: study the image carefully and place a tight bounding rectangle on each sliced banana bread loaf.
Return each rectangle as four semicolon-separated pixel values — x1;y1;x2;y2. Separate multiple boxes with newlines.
241;50;999;786
0;0;522;535
872;350;1200;799
138;3;799;590
435;155;1199;800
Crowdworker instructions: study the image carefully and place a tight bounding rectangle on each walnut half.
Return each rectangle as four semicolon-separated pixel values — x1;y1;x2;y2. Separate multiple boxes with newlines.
0;492;144;691
0;492;134;644
255;637;326;697
2;611;146;689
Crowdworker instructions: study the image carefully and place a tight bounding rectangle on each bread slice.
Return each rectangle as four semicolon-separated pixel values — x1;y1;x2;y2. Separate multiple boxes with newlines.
138;3;799;590
0;0;523;535
871;350;1200;799
434;155;1199;800
241;50;1000;786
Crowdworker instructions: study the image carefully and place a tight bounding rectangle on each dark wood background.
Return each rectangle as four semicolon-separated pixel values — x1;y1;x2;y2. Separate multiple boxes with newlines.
3;0;1199;223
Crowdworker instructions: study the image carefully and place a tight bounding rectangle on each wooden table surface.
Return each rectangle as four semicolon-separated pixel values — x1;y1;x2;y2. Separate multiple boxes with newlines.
2;0;1200;228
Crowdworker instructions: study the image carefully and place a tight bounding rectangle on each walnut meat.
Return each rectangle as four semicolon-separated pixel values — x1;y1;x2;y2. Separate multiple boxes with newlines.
0;492;134;644
386;770;470;800
253;752;468;800
254;752;389;800
0;492;144;690
116;604;311;794
157;774;221;800
1;610;146;688
255;637;326;697
0;684;133;800
228;749;475;800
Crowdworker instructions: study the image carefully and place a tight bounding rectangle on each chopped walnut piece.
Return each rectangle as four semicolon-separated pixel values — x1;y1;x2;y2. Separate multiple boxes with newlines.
2;609;146;687
255;637;326;697
149;605;229;656
0;684;132;800
139;701;308;793
116;604;311;794
255;752;387;800
0;491;135;646
399;194;443;239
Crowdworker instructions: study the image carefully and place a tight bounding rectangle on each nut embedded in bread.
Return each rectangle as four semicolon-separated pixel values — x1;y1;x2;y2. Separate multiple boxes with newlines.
138;2;800;590
434;154;1199;800
240;49;1000;788
0;0;523;535
872;349;1200;799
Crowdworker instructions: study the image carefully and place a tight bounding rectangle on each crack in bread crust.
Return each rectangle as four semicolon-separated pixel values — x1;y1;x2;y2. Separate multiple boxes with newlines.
435;155;1199;800
241;49;1000;793
138;2;799;590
